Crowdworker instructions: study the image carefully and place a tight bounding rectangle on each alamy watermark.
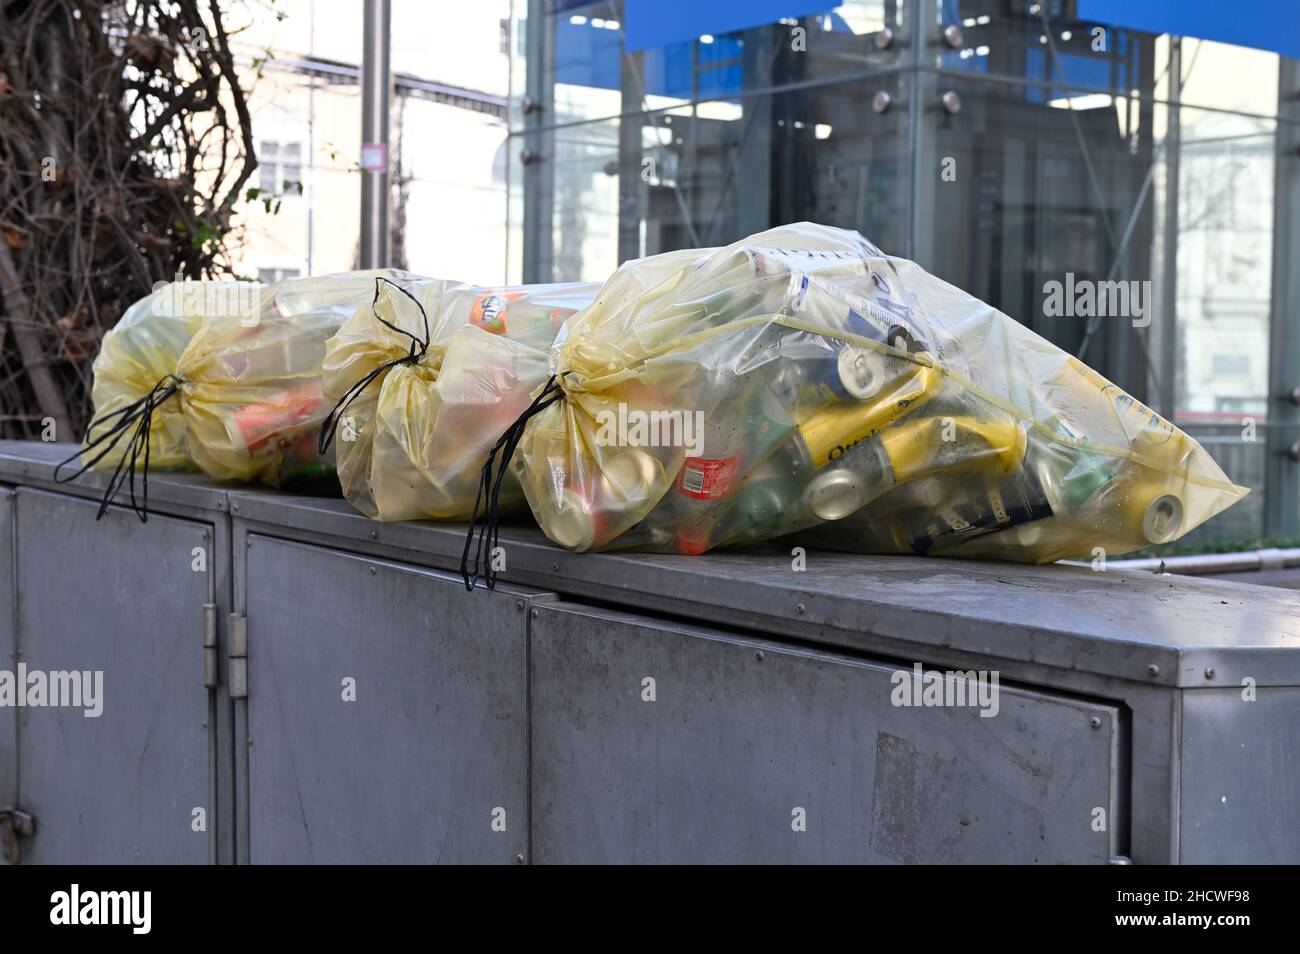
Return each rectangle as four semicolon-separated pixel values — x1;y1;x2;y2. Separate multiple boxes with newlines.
890;663;1000;718
151;273;261;325
595;402;705;455
50;884;150;934
0;665;103;718
1042;273;1151;328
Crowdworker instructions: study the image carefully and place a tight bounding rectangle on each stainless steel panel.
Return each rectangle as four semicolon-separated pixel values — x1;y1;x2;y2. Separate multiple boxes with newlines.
1180;687;1300;863
0;489;16;823
532;603;1123;864
14;488;211;863
0;440;230;516
243;535;531;864
224;487;1300;688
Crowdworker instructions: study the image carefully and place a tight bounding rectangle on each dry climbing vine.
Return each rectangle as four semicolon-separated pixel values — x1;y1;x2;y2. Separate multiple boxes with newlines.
0;0;260;440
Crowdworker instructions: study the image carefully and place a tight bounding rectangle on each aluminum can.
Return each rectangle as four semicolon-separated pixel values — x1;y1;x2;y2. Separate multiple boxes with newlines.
791;363;938;468
548;488;603;551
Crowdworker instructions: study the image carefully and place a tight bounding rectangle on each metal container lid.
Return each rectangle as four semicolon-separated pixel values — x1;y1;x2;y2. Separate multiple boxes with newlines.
804;468;868;521
837;344;887;400
1142;493;1184;544
601;450;660;503
549;490;598;551
737;478;789;534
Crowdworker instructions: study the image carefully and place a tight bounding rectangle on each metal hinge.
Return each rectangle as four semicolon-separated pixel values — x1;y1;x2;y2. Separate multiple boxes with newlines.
203;603;218;689
228;613;248;699
0;808;35;864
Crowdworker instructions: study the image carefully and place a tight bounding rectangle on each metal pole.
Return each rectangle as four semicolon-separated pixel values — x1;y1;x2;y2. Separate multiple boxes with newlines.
1265;59;1300;539
306;0;317;275
1157;38;1180;420
360;0;392;269
904;0;932;266
521;0;554;283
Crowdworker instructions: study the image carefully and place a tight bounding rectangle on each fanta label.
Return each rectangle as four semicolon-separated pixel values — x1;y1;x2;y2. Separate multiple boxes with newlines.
470;290;525;335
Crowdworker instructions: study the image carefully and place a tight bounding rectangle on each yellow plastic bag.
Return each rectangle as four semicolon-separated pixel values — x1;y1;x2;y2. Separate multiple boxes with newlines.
85;281;228;472
321;278;599;520
504;223;1246;564
72;271;411;516
166;270;410;485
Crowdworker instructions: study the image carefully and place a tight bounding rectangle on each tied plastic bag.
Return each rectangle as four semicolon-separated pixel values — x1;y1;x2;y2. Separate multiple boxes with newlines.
492;223;1245;567
66;270;412;518
85;280;234;472
320;278;600;521
165;271;411;486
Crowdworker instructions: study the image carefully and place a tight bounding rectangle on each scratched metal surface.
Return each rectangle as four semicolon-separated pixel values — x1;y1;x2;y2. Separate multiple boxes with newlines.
0;440;229;514
3;440;1296;687
10;488;210;863
529;602;1121;864
242;536;535;864
223;488;1300;689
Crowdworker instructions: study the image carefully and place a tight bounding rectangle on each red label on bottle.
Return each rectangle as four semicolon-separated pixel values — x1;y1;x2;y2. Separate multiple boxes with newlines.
675;528;711;555
677;455;739;500
233;383;323;454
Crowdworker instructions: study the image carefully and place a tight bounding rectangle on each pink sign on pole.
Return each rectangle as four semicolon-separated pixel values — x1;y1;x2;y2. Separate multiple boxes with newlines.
360;143;388;173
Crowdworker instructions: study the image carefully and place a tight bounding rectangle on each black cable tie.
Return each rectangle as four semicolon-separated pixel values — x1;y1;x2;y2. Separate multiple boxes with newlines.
319;276;431;455
54;374;183;523
461;374;566;591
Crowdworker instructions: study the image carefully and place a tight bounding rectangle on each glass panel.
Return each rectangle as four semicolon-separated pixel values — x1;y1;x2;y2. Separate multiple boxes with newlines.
550;118;622;282
540;76;912;281
542;0;906;127
1166;102;1275;547
919;63;1275;548
919;70;1158;384
942;0;1152;97
1171;39;1277;116
551;0;624;124
943;1;1280;117
507;0;531;131
1174;108;1274;421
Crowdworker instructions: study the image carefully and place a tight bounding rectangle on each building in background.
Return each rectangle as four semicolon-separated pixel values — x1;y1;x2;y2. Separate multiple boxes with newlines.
506;0;1300;549
228;0;512;286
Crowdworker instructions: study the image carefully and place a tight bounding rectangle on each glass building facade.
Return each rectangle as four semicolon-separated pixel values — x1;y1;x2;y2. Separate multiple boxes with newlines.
506;0;1300;550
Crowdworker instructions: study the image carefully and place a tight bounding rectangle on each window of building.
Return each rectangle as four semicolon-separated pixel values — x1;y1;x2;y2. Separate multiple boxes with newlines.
258;140;303;195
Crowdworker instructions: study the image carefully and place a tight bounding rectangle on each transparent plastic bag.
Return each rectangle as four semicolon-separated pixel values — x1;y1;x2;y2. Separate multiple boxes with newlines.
166;270;414;486
78;270;411;505
86;281;226;472
321;278;599;520
509;223;1247;563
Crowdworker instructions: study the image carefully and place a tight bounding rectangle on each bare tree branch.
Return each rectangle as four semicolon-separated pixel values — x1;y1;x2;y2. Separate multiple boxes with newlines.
0;0;259;440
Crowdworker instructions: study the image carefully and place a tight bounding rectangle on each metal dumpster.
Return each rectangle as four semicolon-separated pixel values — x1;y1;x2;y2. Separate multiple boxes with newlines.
2;440;1297;864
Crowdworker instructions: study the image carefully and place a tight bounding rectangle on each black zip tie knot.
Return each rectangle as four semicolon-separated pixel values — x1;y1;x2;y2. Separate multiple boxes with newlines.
318;276;431;455
461;373;567;591
54;373;183;522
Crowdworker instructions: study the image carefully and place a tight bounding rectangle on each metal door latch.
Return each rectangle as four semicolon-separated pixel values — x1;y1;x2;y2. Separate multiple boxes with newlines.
0;808;35;864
